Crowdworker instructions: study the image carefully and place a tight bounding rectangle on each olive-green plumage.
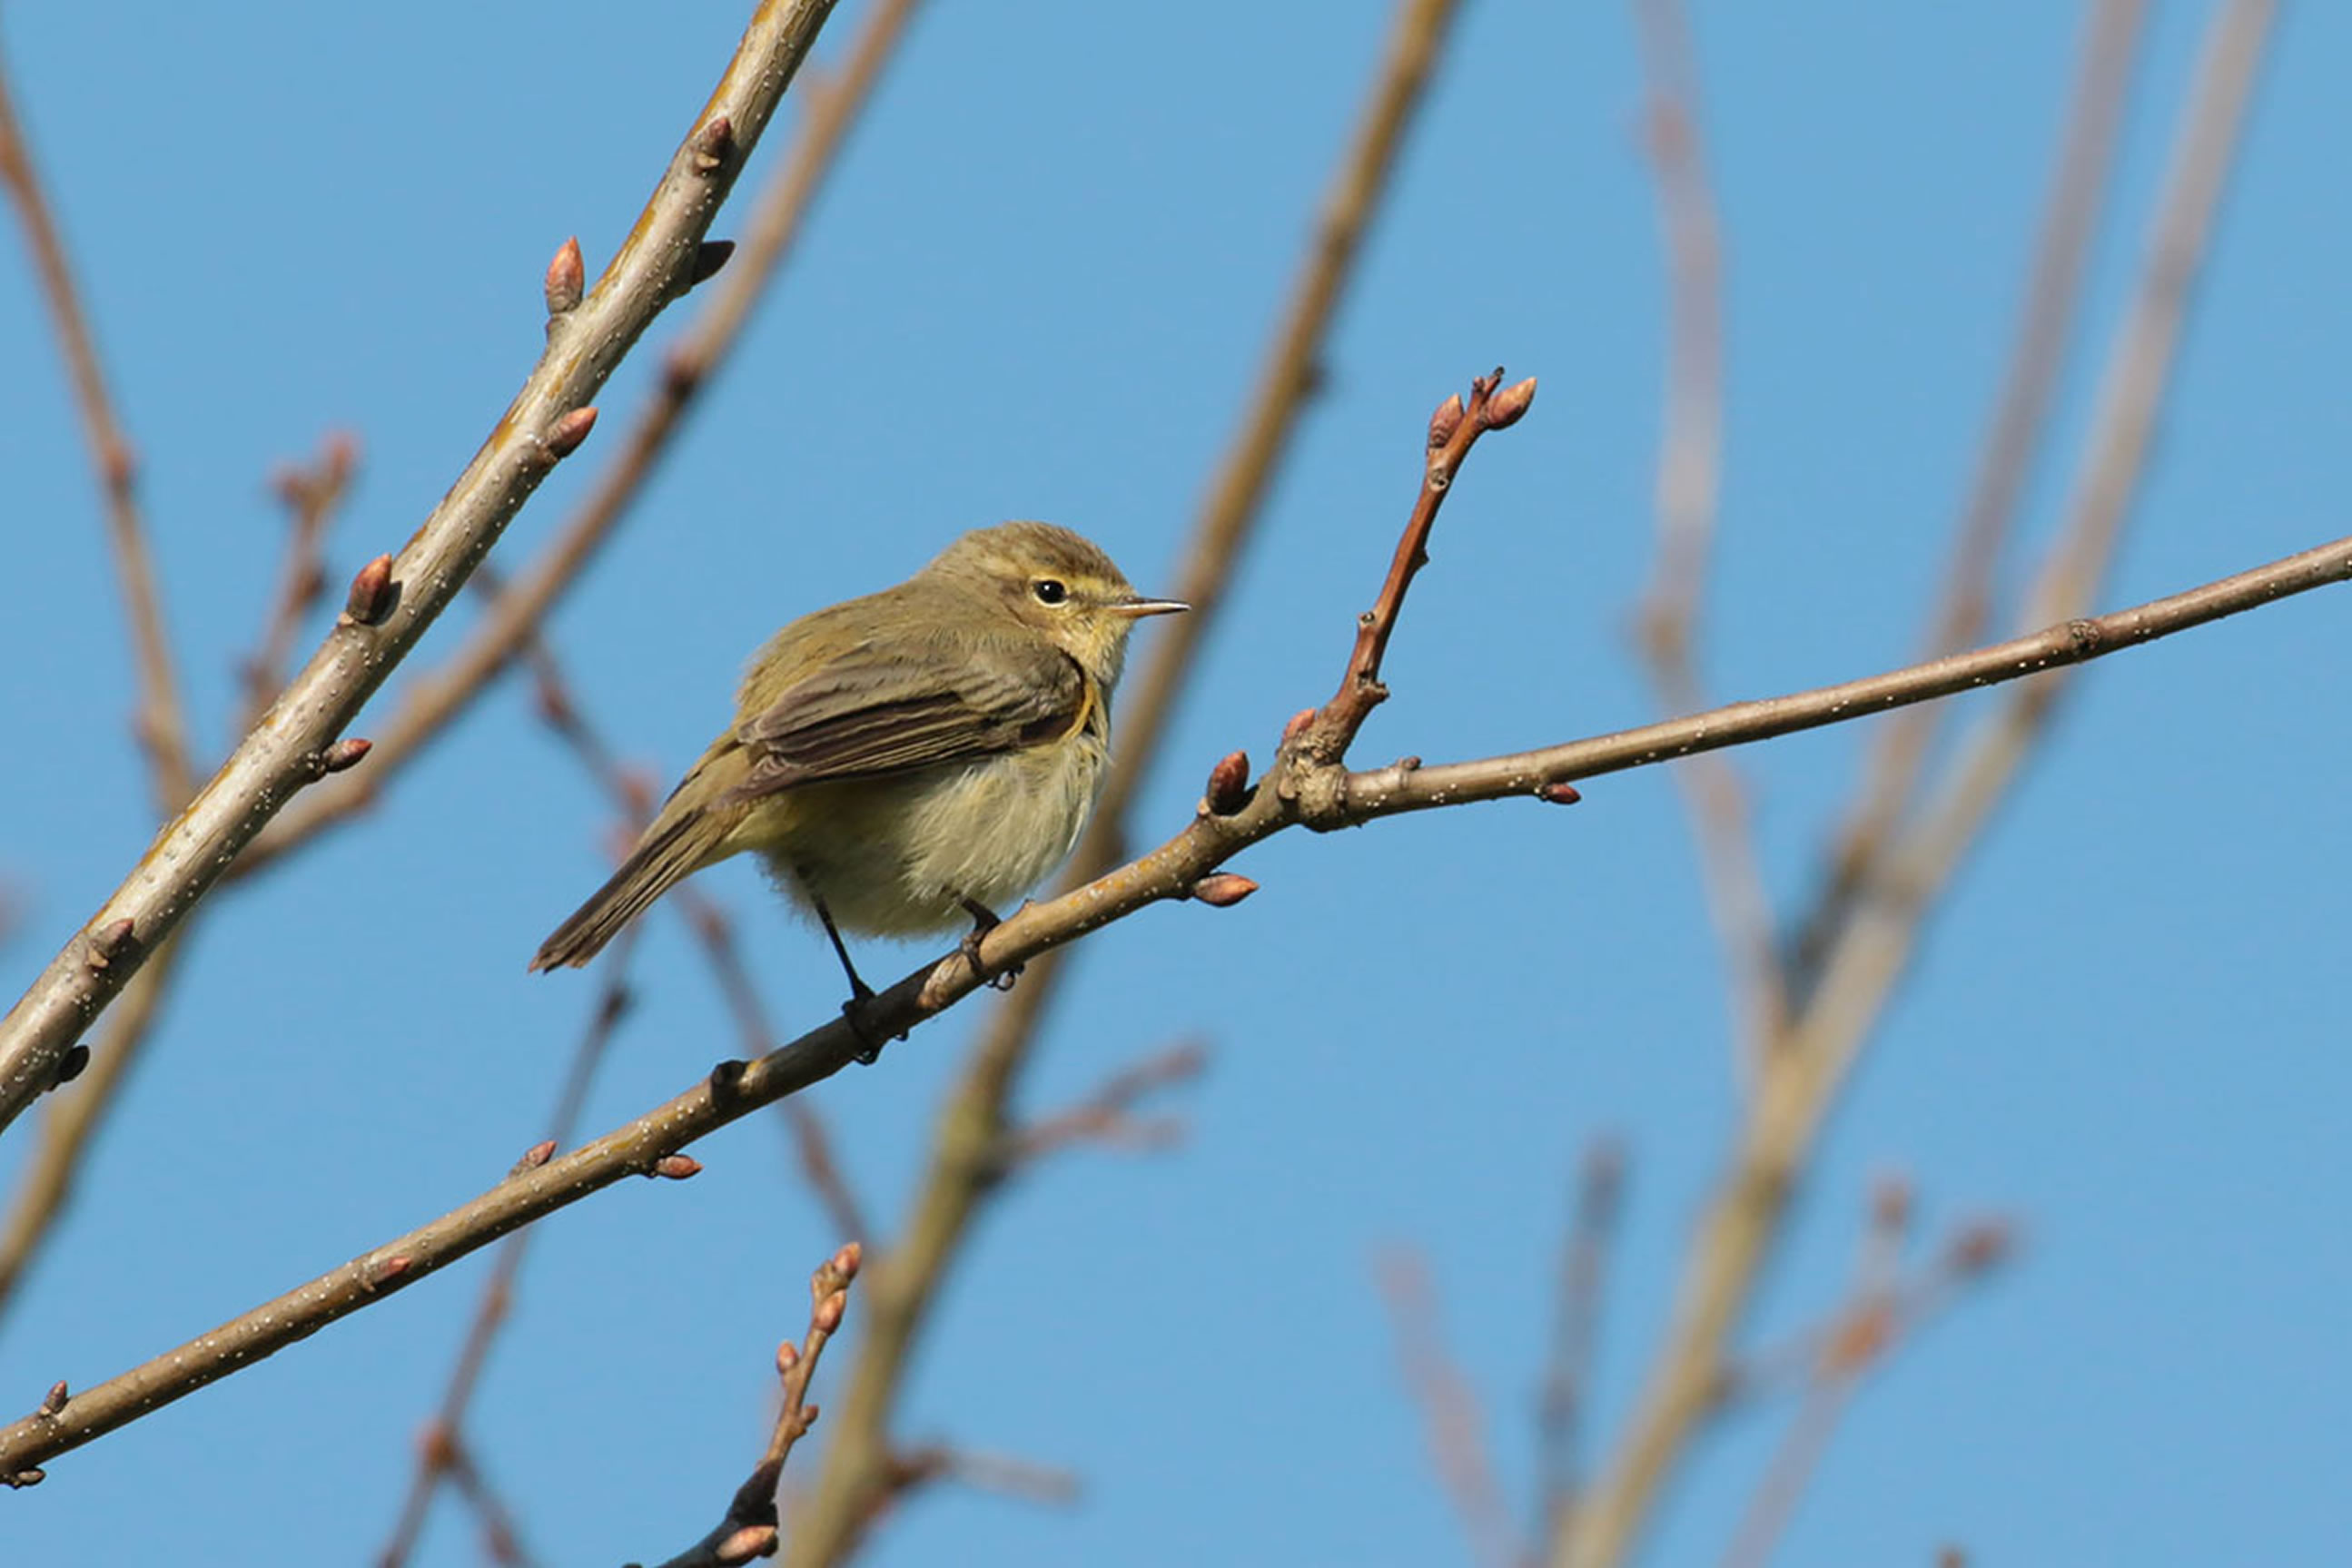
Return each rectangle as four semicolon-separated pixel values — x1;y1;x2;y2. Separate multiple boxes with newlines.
530;522;1183;976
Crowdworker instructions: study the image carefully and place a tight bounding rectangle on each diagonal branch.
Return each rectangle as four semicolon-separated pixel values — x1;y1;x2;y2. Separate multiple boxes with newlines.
1625;0;1784;1066
234;0;923;877
1557;8;2276;1563
0;0;845;1136
782;0;1475;1556
0;31;195;815
1794;0;2149;992
1;386;2341;1487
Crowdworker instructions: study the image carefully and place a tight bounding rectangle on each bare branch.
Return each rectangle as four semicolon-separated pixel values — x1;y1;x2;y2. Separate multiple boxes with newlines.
999;1040;1206;1167
1625;0;1784;1070
236;0;924;875
1378;1247;1524;1568
0;34;195;814
1539;1138;1626;1546
781;0;1475;1555
1795;0;2150;991
1557;18;2271;1555
637;1244;862;1568
0;385;2337;1484
0;0;845;1135
375;940;641;1568
242;431;361;735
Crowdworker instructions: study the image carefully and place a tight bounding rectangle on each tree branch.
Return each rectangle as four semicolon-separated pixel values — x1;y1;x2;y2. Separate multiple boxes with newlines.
0;31;195;815
0;371;2338;1485
233;0;921;877
0;0;844;1136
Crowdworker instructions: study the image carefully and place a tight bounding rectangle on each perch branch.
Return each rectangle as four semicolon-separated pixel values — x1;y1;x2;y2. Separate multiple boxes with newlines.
0;0;845;1134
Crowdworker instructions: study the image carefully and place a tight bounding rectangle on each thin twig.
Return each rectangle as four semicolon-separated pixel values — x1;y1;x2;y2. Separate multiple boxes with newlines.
1539;1138;1626;1548
235;0;924;877
1378;1247;1524;1568
375;939;641;1568
1793;0;2149;995
0;0;845;1135
0;34;195;815
1626;0;1784;1070
242;432;361;735
1560;17;2273;1562
1717;1202;2013;1568
637;1244;861;1568
435;1434;540;1568
1;418;2340;1486
998;1040;1206;1166
780;2;1474;1555
0;936;185;1324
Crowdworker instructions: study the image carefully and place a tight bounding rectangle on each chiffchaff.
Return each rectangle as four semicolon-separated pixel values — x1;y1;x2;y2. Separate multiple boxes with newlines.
530;523;1184;1000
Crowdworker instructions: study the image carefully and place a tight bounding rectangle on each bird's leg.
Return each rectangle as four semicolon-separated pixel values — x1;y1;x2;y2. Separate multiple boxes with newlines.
955;895;1023;991
808;886;894;1065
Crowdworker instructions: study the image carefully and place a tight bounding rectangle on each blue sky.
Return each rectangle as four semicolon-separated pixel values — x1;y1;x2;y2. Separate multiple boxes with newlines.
1;2;2346;1564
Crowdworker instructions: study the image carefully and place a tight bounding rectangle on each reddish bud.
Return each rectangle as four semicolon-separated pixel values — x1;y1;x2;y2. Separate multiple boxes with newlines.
544;405;598;459
1202;749;1250;815
1280;707;1316;747
319;737;372;774
511;1139;558;1176
1428;393;1466;449
341;554;397;626
543;235;585;316
833;1240;864;1278
1537;782;1582;805
36;1381;68;1418
776;1341;800;1376
813;1291;846;1334
1190;873;1259;909
654;1153;703;1180
6;1468;45;1489
367;1254;414;1291
692;114;735;172
1484;376;1537;430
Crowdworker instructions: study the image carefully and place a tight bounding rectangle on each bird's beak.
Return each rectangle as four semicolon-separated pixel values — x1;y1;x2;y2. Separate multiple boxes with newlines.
1112;597;1190;618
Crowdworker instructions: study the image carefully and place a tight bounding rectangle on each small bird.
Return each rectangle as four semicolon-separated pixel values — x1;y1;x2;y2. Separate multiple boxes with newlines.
530;522;1185;1013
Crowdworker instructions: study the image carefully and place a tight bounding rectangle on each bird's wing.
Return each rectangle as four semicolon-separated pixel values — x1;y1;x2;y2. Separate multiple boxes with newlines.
730;633;1085;798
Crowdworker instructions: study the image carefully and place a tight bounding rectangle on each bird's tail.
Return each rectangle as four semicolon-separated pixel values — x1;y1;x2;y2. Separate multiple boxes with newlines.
529;804;732;971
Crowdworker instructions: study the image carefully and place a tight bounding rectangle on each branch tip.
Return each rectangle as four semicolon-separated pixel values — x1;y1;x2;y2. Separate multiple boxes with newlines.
543;235;586;316
340;555;398;626
1537;782;1583;805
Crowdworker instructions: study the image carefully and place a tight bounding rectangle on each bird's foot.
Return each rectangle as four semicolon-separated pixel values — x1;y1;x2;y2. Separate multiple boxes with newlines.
839;978;902;1066
956;897;1023;991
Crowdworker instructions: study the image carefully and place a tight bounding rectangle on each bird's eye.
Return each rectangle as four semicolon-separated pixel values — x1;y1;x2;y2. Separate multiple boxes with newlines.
1032;578;1069;606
